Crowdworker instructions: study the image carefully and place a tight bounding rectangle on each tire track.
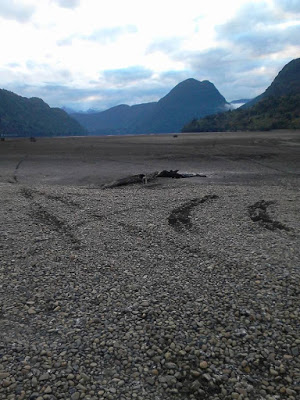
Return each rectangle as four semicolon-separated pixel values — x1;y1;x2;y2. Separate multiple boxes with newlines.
13;157;27;183
168;195;219;231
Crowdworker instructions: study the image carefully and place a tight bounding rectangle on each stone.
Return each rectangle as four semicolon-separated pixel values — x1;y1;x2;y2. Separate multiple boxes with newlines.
200;361;208;369
44;386;52;393
39;373;50;381
32;377;38;387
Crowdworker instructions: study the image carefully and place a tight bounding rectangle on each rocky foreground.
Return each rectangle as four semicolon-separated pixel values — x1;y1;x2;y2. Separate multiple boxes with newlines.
0;178;299;400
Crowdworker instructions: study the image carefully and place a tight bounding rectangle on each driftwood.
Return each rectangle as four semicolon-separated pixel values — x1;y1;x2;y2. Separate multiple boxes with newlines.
158;170;207;178
157;169;182;178
103;170;206;189
103;174;145;189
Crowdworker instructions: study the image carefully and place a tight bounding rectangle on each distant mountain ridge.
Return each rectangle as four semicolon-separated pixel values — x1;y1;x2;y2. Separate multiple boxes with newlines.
183;58;300;132
0;89;85;137
72;78;229;134
242;58;300;108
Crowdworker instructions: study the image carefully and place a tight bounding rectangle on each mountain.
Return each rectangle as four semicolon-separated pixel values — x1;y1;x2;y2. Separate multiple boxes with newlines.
0;89;86;137
182;58;300;132
72;78;229;134
73;102;157;135
242;58;300;109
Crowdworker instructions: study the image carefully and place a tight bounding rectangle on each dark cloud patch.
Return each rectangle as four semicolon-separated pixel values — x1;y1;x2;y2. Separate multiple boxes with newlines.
232;24;300;56
184;47;255;83
217;2;281;38
274;0;300;13
0;0;35;23
102;66;153;85
216;1;300;57
52;0;80;9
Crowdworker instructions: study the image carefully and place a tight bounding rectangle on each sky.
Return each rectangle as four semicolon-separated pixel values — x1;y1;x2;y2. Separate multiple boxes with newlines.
0;0;299;111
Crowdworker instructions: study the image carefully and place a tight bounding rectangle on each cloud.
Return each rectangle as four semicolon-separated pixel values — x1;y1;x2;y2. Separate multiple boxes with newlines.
185;1;300;98
158;70;192;84
102;66;153;85
216;1;300;56
147;37;184;55
217;2;281;37
0;0;35;22
273;0;300;13
6;80;172;111
52;0;80;9
231;24;300;56
6;62;21;68
57;25;137;46
86;25;137;43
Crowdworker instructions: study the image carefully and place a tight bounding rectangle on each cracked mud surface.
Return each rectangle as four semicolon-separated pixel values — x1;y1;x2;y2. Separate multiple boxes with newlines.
0;131;300;400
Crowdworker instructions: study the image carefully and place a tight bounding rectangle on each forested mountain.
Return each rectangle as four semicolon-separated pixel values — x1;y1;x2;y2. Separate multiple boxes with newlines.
182;58;300;132
0;89;85;137
72;79;229;134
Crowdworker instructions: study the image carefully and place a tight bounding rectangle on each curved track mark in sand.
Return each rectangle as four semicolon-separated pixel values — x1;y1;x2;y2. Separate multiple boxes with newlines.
168;195;219;232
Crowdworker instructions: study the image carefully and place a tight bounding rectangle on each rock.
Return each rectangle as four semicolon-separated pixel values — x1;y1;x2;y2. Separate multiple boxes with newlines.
203;373;212;381
39;373;50;381
31;377;38;387
44;386;52;393
2;379;11;387
200;361;208;369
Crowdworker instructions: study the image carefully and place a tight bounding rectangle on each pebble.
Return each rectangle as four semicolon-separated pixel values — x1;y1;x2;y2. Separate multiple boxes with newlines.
200;361;208;369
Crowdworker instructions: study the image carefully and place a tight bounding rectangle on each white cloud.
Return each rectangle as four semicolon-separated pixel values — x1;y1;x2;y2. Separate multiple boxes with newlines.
52;0;80;9
0;0;35;23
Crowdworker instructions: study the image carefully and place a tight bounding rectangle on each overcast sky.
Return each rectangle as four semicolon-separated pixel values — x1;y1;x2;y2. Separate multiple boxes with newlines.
0;0;299;111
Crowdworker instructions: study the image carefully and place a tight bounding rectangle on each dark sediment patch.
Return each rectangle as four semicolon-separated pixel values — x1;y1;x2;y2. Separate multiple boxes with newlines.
248;200;290;231
168;195;219;231
13;158;27;183
20;187;34;199
30;204;80;245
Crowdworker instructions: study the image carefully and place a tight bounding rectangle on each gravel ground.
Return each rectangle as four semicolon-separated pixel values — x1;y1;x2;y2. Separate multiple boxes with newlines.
0;132;299;399
0;179;299;400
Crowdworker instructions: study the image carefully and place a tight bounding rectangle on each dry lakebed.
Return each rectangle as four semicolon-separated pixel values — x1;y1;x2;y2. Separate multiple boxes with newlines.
0;131;299;400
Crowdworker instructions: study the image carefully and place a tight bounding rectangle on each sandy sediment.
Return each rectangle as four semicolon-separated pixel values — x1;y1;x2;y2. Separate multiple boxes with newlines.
0;131;299;399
